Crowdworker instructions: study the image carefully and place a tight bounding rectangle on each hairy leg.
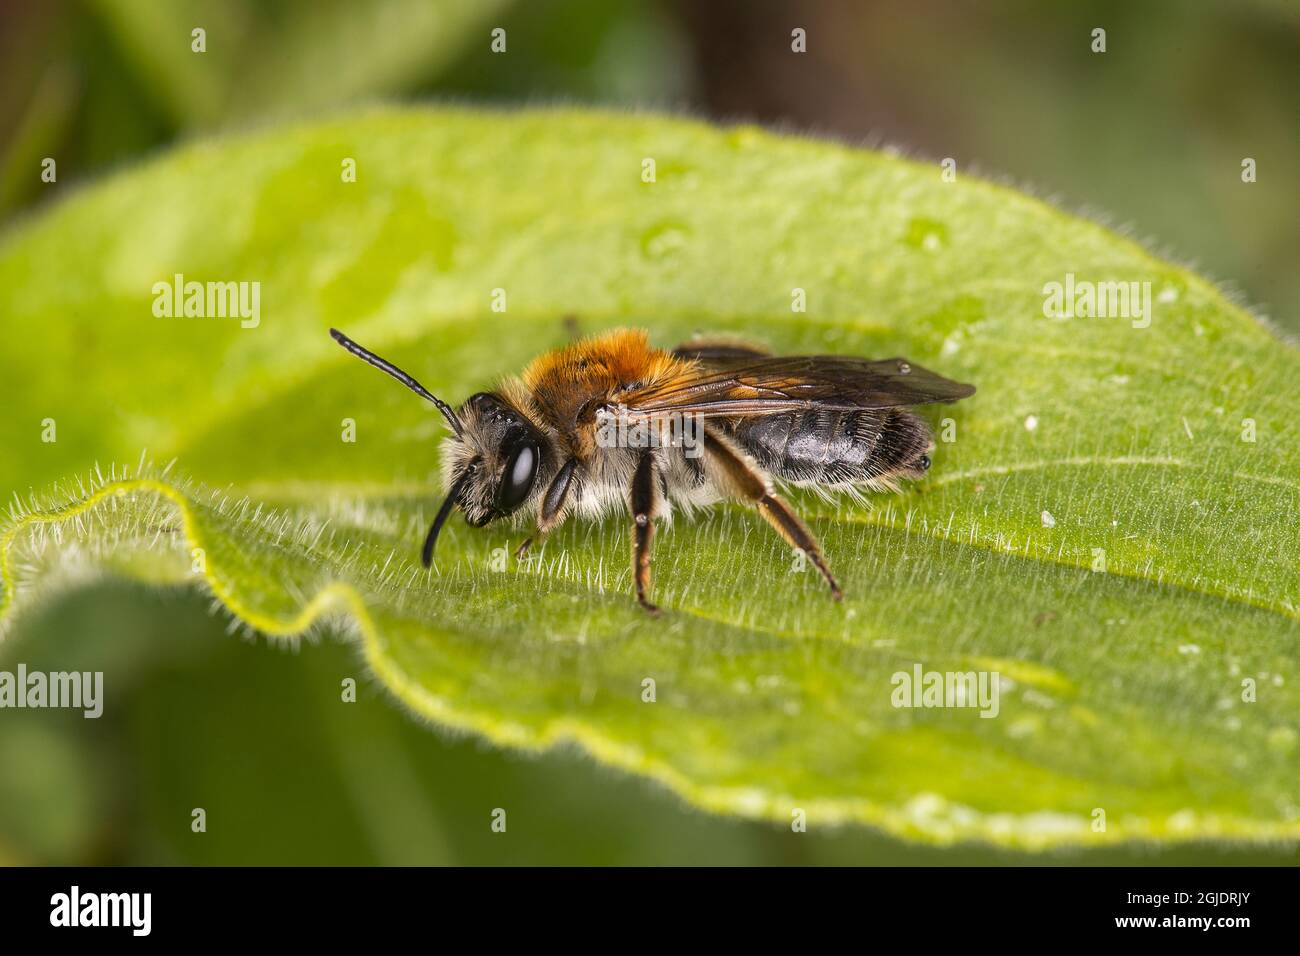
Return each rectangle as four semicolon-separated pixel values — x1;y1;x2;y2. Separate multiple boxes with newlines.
629;449;661;615
704;427;842;600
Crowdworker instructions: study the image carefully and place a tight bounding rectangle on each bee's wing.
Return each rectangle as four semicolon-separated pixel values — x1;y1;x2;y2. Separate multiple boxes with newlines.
620;355;975;419
671;340;771;363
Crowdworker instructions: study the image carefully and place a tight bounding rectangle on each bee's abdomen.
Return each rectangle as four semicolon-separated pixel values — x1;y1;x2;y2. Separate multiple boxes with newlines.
731;408;932;485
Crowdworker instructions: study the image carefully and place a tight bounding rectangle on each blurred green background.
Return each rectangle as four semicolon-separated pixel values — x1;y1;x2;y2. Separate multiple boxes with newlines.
1;0;1296;865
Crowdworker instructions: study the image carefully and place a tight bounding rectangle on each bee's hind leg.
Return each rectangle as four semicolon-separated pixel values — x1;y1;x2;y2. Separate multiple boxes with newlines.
704;427;843;601
629;449;662;615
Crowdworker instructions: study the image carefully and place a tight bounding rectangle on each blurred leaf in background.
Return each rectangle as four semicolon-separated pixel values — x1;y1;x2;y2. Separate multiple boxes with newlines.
85;0;516;127
0;0;690;218
675;0;1300;335
0;0;515;215
2;0;1295;334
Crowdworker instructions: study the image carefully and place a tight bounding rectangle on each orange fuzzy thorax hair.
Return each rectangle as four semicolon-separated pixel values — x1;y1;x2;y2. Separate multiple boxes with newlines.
505;328;690;436
522;328;680;391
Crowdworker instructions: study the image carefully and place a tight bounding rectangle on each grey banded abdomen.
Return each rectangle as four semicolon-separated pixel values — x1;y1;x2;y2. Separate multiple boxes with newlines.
731;407;931;484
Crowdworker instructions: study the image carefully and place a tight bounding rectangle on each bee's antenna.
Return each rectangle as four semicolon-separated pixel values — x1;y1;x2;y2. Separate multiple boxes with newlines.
422;471;470;567
329;328;463;436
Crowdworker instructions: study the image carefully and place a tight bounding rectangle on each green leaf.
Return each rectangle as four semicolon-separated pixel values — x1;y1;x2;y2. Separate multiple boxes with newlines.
87;0;514;127
1;107;1297;849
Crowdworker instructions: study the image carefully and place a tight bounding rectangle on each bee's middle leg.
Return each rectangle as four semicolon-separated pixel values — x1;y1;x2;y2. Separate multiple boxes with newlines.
704;427;843;601
629;449;661;615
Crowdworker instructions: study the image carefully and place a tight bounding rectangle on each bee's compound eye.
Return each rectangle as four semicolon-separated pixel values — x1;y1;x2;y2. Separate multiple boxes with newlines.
918;454;931;472
496;442;539;512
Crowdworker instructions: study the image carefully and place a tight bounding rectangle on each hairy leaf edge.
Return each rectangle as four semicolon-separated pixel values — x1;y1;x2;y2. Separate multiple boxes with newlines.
2;473;1299;851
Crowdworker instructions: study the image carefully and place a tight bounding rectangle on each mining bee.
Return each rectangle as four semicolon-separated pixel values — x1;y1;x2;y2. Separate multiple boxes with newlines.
330;327;974;614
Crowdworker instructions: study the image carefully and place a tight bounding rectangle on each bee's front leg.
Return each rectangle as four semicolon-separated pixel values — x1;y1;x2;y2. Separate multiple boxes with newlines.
518;457;580;562
629;449;661;615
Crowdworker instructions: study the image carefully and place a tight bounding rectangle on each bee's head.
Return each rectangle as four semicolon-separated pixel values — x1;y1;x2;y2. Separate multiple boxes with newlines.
328;328;546;568
440;392;545;530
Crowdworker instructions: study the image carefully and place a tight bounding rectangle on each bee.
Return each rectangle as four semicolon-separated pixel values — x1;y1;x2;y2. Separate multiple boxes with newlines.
330;327;974;614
